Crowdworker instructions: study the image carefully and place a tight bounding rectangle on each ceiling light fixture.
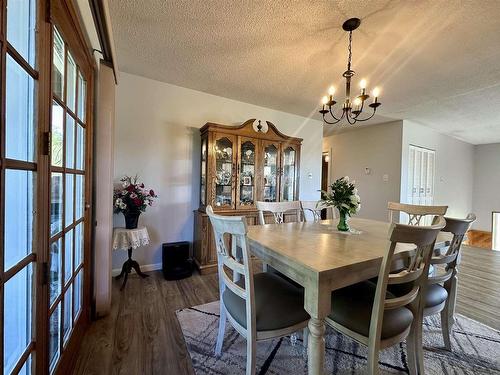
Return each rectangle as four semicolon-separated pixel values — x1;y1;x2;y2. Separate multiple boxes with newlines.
319;18;382;125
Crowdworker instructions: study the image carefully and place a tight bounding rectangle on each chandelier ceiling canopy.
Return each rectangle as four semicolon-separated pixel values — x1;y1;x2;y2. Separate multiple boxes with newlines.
319;18;382;125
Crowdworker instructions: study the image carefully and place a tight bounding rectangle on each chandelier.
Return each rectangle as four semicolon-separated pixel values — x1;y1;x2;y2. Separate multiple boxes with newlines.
319;18;382;125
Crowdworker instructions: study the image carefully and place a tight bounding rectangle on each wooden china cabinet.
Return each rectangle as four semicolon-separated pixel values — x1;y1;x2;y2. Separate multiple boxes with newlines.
193;119;302;274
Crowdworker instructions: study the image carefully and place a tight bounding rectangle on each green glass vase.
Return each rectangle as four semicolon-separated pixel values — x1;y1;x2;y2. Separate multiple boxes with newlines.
337;209;350;232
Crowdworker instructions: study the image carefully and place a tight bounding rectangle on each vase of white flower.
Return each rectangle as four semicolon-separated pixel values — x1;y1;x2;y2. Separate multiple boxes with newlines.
320;176;361;232
113;175;158;229
337;208;350;231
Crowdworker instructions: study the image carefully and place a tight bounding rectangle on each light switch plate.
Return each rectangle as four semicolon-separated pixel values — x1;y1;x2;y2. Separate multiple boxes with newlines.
383;174;389;182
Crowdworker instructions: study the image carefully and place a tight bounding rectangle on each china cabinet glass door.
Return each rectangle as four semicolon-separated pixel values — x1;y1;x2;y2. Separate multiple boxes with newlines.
262;141;280;202
236;137;257;209
213;134;236;209
281;145;298;201
200;137;207;205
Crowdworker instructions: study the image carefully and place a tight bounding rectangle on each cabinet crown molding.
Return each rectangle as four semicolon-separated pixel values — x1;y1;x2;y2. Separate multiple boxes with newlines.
200;119;303;144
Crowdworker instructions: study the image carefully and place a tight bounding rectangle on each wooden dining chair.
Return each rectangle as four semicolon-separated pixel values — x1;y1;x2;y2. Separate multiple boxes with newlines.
206;206;310;375
421;214;476;351
325;217;446;375
300;200;337;222
256;201;303;225
388;202;448;226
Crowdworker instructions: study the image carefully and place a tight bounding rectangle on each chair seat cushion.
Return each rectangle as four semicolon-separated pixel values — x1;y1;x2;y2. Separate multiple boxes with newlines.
388;282;448;308
328;281;414;340
222;272;310;331
425;284;448;308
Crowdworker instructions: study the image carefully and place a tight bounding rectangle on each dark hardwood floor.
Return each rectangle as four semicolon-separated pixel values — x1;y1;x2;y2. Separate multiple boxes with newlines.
72;246;500;375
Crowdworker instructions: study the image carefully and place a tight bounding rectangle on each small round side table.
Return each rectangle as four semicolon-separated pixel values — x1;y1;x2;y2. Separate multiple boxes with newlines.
112;226;150;290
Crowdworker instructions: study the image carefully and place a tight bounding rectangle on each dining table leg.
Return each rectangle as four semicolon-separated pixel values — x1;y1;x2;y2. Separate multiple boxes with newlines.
305;284;330;375
307;317;326;375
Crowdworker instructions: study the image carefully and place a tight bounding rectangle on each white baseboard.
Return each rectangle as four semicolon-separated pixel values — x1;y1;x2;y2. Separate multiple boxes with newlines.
111;262;162;276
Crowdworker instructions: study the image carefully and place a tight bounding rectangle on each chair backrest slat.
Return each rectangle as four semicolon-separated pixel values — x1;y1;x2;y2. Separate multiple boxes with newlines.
388;202;448;226
256;201;303;225
300;200;337;222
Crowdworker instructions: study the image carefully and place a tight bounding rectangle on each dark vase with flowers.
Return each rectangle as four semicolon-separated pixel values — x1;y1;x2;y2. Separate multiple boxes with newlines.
114;175;158;230
124;210;141;229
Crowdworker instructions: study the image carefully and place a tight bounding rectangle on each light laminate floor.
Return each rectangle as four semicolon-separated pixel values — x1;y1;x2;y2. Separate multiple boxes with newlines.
72;246;500;375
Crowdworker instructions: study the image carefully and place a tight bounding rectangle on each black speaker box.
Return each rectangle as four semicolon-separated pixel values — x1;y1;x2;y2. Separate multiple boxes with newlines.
162;241;193;280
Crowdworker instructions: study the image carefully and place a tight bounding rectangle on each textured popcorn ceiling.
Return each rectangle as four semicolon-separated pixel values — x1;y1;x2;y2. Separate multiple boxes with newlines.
109;0;500;144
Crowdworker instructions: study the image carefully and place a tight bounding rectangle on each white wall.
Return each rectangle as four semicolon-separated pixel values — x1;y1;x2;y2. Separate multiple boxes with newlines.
401;121;475;219
112;72;323;270
472;143;500;231
323;121;403;221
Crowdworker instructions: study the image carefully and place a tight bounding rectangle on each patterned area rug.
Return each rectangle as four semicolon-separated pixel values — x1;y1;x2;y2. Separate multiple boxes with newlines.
176;301;500;375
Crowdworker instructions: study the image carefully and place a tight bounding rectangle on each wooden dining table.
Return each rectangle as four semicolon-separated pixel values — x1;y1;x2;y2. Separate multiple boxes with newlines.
247;217;451;375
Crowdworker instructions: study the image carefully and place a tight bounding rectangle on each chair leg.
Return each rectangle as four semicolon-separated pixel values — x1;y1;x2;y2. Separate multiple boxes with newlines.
406;325;418;375
442;276;457;351
367;345;380;375
215;303;226;356
303;327;309;349
441;306;452;351
246;335;256;375
414;313;425;375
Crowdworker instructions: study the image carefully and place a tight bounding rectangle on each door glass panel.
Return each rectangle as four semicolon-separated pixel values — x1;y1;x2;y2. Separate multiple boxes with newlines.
4;170;34;270
63;285;72;344
239;140;255;206
6;55;35;162
65;114;75;168
65;174;74;225
52;27;65;99
73;269;83;319
200;139;207;205
75;124;85;170
263;144;278;202
214;137;233;207
74;223;83;270
49;239;62;305
64;230;73;284
51;101;64;166
6;0;36;66
75;175;84;219
77;72;86;121
282;147;296;201
66;53;77;112
49;303;61;373
4;264;33;375
51;173;63;235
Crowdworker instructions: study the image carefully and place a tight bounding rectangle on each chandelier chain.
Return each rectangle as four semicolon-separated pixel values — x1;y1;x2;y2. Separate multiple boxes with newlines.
347;31;352;71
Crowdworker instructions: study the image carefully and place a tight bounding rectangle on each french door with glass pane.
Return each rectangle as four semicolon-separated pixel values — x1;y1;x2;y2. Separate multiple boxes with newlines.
48;23;90;373
0;1;93;374
1;0;39;373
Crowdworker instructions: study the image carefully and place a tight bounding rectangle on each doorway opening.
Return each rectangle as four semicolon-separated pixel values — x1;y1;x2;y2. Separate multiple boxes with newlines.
321;152;330;219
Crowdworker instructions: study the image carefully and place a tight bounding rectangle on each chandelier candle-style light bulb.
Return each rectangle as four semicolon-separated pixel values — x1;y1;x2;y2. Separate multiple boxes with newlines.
318;18;383;125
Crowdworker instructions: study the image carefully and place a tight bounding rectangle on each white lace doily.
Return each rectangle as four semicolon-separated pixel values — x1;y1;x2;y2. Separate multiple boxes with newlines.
112;227;150;251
